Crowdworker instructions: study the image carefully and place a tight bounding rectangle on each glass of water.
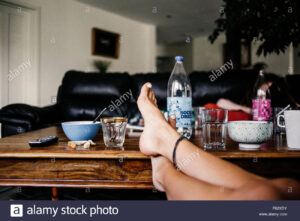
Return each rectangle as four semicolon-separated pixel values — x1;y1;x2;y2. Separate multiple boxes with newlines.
273;107;286;134
193;106;205;129
201;109;228;149
101;117;127;148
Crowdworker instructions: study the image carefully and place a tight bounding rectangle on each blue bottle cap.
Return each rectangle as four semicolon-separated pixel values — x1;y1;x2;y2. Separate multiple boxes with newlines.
175;56;183;62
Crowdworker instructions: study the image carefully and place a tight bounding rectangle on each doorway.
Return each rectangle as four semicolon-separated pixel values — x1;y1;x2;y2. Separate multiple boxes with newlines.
0;1;39;108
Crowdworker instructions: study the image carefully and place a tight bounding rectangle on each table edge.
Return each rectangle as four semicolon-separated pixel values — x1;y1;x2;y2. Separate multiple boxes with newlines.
0;151;300;159
0;179;154;189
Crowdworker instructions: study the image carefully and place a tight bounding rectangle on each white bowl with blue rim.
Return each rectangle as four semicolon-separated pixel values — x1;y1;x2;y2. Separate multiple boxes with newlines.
227;121;273;149
61;121;101;141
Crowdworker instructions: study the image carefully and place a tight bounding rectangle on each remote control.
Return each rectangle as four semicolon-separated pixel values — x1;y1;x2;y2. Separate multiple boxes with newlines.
29;136;58;147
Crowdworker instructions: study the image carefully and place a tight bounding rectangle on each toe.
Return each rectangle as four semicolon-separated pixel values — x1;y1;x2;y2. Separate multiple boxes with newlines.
137;82;152;106
150;91;155;101
168;114;176;128
139;82;152;98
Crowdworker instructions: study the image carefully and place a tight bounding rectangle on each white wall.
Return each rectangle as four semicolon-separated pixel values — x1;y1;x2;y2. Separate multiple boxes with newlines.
7;0;156;106
157;42;193;73
192;34;225;71
157;34;294;76
251;42;289;75
191;34;290;76
294;47;300;74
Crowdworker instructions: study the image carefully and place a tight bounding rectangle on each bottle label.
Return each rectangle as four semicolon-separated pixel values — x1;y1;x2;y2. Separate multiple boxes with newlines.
252;99;272;121
167;97;192;127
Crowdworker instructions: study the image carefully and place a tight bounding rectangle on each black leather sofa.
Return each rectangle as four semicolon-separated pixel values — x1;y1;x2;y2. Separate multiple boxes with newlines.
1;70;299;137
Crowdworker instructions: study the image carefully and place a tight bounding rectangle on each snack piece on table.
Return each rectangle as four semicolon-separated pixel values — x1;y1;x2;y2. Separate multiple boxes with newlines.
68;140;96;149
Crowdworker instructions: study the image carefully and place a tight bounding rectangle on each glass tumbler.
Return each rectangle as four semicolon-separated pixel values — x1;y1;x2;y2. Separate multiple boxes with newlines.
201;109;228;149
193;106;205;129
101;117;127;148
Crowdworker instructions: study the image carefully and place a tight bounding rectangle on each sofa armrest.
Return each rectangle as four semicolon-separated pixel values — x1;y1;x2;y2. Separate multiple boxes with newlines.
0;104;59;137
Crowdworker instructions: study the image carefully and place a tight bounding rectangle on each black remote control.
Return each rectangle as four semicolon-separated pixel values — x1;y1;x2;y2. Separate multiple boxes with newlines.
29;136;58;147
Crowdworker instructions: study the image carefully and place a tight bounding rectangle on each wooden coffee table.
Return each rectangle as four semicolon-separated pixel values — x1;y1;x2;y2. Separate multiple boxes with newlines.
0;126;299;199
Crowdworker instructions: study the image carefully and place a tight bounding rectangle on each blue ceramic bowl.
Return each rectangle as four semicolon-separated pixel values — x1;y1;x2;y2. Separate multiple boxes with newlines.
61;121;101;141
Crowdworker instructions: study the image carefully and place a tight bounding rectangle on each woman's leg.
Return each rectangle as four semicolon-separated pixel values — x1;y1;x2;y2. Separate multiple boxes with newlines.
152;156;234;200
151;156;289;200
137;82;263;189
138;82;300;200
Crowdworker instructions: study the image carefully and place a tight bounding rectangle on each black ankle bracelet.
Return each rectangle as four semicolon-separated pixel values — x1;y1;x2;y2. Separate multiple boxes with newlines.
172;135;185;170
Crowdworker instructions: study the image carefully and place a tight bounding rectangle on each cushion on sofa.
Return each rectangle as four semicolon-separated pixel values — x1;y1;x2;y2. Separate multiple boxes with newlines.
59;70;132;121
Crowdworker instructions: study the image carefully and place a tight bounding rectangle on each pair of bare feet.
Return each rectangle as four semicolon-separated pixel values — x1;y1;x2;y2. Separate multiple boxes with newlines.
137;83;300;200
137;82;181;192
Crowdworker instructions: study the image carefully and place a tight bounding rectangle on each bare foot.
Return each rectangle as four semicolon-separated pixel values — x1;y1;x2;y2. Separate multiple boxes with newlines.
151;156;173;192
137;83;180;157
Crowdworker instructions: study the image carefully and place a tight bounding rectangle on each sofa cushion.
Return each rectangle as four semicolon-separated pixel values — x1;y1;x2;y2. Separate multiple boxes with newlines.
62;70;130;99
59;71;132;121
190;70;258;106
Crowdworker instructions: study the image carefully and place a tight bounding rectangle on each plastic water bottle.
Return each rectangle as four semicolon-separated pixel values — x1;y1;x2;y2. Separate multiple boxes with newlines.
252;70;272;121
167;56;193;139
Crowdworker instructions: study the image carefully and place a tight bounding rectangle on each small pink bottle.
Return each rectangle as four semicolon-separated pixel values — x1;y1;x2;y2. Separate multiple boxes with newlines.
252;70;272;121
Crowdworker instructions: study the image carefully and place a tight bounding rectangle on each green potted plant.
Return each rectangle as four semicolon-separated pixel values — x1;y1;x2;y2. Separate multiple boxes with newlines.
209;0;300;65
93;60;111;73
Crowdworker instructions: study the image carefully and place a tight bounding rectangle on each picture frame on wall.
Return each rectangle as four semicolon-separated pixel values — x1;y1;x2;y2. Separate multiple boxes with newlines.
91;28;120;58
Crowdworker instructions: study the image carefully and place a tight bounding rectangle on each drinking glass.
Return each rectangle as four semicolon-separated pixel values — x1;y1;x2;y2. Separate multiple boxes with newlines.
101;117;127;148
201;109;228;149
273;107;286;134
193;106;205;129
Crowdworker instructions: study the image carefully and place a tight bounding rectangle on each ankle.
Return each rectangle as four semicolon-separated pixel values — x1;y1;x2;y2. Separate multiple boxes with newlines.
156;123;181;160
